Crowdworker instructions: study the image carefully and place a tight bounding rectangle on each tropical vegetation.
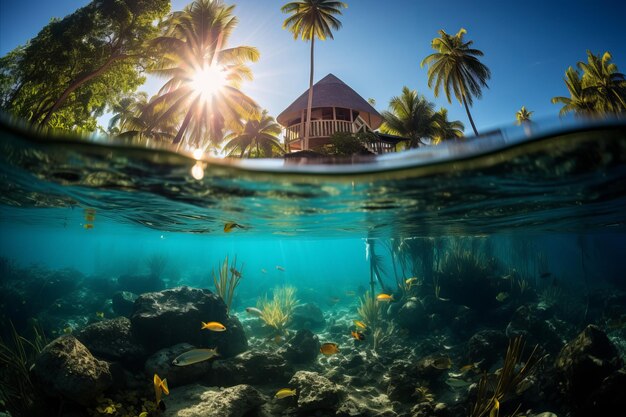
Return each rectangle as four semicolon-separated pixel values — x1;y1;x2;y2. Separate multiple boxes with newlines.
281;0;347;150
257;286;299;335
552;50;626;116
381;86;464;147
515;106;533;124
223;110;284;157
212;255;244;311
421;28;491;136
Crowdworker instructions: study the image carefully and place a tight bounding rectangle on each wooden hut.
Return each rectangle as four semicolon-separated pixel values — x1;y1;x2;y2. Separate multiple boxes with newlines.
277;74;383;152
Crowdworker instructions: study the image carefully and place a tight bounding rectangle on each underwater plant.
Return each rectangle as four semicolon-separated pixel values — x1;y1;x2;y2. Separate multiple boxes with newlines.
365;238;387;294
0;321;47;416
257;286;298;335
213;255;244;311
357;291;381;329
469;336;543;417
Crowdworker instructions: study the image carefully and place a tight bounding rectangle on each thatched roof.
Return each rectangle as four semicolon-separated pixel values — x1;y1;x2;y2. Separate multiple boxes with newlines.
277;74;382;129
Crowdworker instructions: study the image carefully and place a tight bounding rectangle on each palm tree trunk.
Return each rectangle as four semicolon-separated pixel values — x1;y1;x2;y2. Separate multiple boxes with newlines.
462;94;479;136
173;105;195;145
304;37;315;150
40;54;127;126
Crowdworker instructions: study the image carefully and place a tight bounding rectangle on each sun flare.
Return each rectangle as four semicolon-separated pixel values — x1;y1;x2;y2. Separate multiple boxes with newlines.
190;65;226;99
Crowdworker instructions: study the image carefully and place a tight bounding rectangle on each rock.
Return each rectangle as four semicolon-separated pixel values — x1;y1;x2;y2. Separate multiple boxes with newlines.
466;329;508;369
32;335;112;406
289;370;347;412
386;361;417;402
144;343;214;387
112;291;138;317
555;325;623;400
415;354;452;381
209;350;293;386
130;286;247;357
583;368;626;415
396;298;428;333
282;329;320;364
506;305;569;354
76;317;145;367
163;384;266;417
291;303;325;330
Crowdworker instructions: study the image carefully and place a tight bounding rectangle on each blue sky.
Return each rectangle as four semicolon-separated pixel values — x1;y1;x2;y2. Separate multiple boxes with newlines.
1;0;625;133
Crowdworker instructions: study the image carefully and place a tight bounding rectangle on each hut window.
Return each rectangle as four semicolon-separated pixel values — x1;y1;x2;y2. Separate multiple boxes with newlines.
335;107;351;121
288;117;301;126
321;108;333;120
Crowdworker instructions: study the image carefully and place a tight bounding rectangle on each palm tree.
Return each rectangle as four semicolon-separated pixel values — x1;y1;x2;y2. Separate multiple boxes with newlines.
108;92;149;134
551;67;596;116
147;0;260;149
380;86;436;148
421;28;491;136
515;106;533;125
281;0;347;150
432;108;464;144
116;94;178;142
578;50;626;114
223;110;285;158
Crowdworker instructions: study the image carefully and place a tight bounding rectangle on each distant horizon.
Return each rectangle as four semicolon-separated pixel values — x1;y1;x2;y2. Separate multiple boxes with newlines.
1;0;625;135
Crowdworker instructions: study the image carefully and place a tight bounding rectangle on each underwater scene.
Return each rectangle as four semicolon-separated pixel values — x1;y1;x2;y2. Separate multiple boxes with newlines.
1;118;626;417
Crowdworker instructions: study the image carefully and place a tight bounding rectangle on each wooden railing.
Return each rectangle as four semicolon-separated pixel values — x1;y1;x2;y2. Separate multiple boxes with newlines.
285;120;354;143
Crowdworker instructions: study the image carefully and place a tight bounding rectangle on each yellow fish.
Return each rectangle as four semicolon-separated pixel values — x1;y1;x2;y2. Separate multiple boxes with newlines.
138;413;148;417
153;374;169;407
273;334;283;344
95;311;104;319
224;222;243;233
84;214;95;222
275;388;297;399
376;293;394;302
172;348;219;366
353;320;367;329
405;277;418;287
201;321;226;332
63;326;72;334
320;342;340;355
351;331;365;341
83;224;94;229
496;292;509;302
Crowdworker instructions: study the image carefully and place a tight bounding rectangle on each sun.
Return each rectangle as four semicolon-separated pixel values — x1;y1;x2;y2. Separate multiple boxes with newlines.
190;65;226;99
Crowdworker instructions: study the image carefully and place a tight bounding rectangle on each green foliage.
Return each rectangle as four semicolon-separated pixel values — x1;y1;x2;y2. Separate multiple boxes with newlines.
315;131;374;156
515;106;534;124
552;50;626;116
0;322;47;416
381;87;463;147
213;255;244;311
257;286;298;335
146;0;260;148
0;0;170;131
357;291;381;329
421;28;491;135
281;0;348;42
223;110;285;158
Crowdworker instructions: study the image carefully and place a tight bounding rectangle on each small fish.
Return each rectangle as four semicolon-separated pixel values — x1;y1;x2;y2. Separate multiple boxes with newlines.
345;291;356;297
328;296;341;304
201;321;226;332
276;265;285;272
95;311;104;319
351;331;365;341
84;214;95;222
489;398;500;417
496;292;509;302
245;307;263;317
83;224;94;229
458;360;483;374
275;388;297;399
261;268;267;274
273;334;283;344
138;412;148;417
230;267;241;278
429;356;452;370
153;374;169;408
224;222;243;233
405;277;418;287
63;326;72;334
540;272;552;279
320;342;340;355
353;320;367;329
445;377;472;388
376;293;394;302
172;348;219;366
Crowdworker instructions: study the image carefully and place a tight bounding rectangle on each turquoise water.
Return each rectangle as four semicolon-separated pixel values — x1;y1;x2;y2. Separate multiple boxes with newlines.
1;117;626;416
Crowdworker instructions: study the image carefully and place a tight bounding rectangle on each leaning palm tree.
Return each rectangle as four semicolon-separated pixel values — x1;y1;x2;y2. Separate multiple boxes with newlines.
223;110;285;158
421;28;491;136
281;0;347;150
380;86;437;148
515;106;533;125
117;94;178;143
551;67;596;116
432;108;464;144
147;0;260;149
578;50;626;114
